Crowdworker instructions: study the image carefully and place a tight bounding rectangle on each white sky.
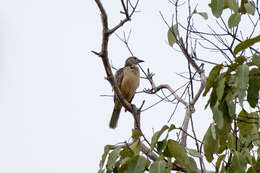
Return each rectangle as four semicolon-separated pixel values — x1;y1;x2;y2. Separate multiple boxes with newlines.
0;0;218;172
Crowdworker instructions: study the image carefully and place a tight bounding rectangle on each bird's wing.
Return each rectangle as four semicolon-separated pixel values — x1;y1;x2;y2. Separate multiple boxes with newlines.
114;67;124;102
115;67;124;88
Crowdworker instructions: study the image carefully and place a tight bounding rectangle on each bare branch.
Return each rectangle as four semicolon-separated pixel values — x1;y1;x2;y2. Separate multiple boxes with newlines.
93;0;145;134
144;72;189;107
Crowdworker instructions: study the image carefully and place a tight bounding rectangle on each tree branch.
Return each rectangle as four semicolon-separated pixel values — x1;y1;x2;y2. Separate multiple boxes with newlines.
93;0;140;126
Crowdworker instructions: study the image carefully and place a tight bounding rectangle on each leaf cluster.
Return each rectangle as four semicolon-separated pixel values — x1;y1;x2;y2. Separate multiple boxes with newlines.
98;125;203;173
203;51;260;172
209;0;256;28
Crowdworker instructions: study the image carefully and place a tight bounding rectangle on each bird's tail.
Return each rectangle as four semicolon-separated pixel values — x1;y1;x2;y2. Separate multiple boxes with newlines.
109;106;122;129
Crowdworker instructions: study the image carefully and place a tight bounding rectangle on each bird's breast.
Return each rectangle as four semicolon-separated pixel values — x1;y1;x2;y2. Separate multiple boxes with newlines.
121;67;140;100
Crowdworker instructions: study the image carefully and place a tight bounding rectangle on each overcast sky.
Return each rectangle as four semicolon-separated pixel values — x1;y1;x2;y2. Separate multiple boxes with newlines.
0;0;217;172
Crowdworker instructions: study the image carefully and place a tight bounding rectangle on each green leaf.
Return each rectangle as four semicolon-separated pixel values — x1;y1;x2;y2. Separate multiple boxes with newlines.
212;101;224;130
252;54;260;68
203;124;218;162
234;34;260;55
195;11;208;19
253;151;260;170
247;79;258;108
245;2;255;15
216;77;225;100
225;91;235;117
240;0;248;14
236;64;249;107
127;155;150;173
231;151;247;173
151;125;169;151
228;13;241;28
237;64;249;90
210;0;224;18
186;148;203;158
162;144;171;158
216;154;226;172
157;139;168;154
227;133;236;150
247;68;260;108
97;170;104;173
205;88;217;109
239;136;252;148
132;129;143;139
211;123;217;140
220;163;226;173
107;147;121;171
130;140;141;155
242;148;253;165
167;24;178;46
120;147;134;158
149;161;167;173
166;158;173;173
168;124;176;131
247;167;257;173
203;64;223;96
188;157;198;173
224;0;239;12
119;161;130;173
167;140;187;159
167;140;192;172
99;145;113;171
238;110;259;138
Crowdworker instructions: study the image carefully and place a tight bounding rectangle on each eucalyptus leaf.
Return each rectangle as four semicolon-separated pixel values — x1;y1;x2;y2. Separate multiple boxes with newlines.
216;77;225;100
150;125;169;151
225;91;235;117
99;145;113;171
245;2;255;15
238;110;259;139
132;129;143;139
227;133;236;150
228;13;241;28
167;24;178;46
231;151;247;173
203;124;218;162
120;147;134;158
186;148;203;158
130;140;141;156
212;101;224;130
188;157;198;173
167;140;193;172
195;11;208;19
236;64;249;107
127;155;150;173
157;139;168;154
107;147;121;171
224;0;239;12
252;54;260;68
247;68;260;108
149;161;167;173
216;154;226;172
203;64;223;96
210;0;224;18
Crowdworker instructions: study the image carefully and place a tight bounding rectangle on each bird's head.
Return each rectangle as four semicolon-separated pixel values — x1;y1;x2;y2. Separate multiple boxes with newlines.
125;56;144;67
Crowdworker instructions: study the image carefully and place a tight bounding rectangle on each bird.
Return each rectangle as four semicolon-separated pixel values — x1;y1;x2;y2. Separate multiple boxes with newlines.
109;56;144;129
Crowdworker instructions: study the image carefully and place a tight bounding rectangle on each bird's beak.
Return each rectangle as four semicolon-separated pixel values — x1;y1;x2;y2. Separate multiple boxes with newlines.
137;59;144;63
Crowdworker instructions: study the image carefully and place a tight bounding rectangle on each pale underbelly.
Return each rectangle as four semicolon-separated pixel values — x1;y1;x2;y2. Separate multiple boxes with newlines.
121;74;139;100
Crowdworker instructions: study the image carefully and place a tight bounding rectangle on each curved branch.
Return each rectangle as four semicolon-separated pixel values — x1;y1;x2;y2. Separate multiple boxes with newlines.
93;0;142;131
146;84;188;107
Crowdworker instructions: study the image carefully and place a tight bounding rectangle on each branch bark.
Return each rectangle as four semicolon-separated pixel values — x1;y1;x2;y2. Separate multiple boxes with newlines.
93;0;140;124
